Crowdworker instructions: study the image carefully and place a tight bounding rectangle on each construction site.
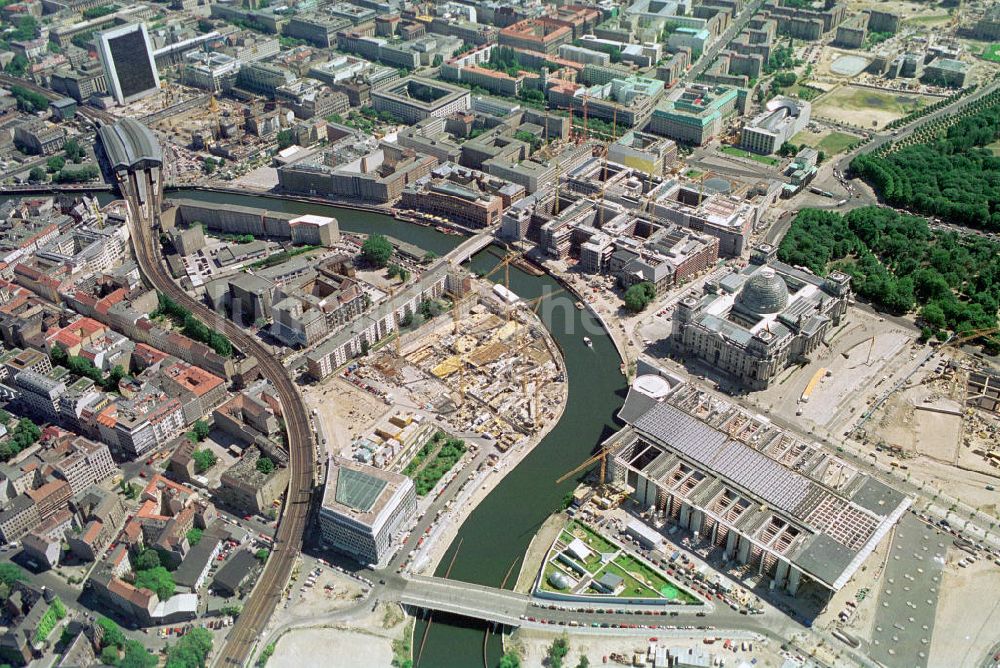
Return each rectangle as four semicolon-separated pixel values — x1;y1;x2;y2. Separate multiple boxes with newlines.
860;347;1000;512
329;258;567;461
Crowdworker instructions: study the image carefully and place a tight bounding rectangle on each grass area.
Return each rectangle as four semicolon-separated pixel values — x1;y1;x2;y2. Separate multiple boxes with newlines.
816;131;859;155
248;245;320;269
684;169;704;179
903;13;950;26
615;555;698;603
988;140;1000;156
566;521;617;555
983;43;1000;63
815;86;931;116
719;145;781;166
791;130;858;155
405;433;467;496
600;562;659;598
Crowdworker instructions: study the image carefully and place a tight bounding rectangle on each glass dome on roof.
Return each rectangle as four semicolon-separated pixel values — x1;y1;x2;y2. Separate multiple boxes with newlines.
738;267;789;315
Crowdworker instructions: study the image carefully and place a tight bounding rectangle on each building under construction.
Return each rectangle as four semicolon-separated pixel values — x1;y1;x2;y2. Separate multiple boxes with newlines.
605;371;910;598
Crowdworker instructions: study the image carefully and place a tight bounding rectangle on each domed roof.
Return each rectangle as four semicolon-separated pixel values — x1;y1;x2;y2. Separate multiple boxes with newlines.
738;267;789;315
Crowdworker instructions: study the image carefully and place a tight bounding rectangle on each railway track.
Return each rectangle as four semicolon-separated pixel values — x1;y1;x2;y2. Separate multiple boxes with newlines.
120;167;315;667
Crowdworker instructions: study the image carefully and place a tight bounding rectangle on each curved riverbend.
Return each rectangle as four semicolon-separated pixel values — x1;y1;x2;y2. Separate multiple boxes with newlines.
36;188;628;666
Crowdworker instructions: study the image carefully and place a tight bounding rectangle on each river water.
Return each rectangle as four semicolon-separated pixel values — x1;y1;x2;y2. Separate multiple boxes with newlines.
28;189;628;667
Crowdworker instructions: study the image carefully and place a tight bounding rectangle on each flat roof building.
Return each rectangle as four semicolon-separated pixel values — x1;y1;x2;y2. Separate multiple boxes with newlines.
607;372;910;596
317;457;416;566
740;96;811;155
95;23;160;105
370;76;470;125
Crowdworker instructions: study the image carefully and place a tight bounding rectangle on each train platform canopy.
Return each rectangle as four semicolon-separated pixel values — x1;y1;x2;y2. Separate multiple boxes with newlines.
97;118;162;171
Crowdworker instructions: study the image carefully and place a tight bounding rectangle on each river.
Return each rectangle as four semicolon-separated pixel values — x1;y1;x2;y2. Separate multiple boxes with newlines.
18;188;628;667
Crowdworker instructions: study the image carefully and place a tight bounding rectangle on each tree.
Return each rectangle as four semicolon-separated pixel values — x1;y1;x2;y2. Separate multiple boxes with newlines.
0;563;27;588
192;449;217;473
498;651;521;668
623;282;656;313
432;54;443;67
134;566;175;599
192;420;211;441
97;616;126;649
134;549;161;571
255;548;270;562
778;141;798;157
4;55;27;77
256;457;275;475
27;167;46;184
0;410;9;426
576;657;590;668
361;234;393;267
63;138;84;163
120;640;158;668
276;129;294;150
46;155;66;173
187;528;203;546
165;627;213;668
547;634;570;668
101;645;121;666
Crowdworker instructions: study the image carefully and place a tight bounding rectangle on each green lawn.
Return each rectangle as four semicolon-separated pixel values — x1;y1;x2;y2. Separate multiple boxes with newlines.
817;131;859;155
719;145;781;166
616;555;699;603
988;140;1000;156
985;44;1000;63
684;169;704;179
565;521;617;555
600;562;659;598
792;130;858;156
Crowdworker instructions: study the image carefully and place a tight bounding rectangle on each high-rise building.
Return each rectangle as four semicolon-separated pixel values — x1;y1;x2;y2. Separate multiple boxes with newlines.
95;23;160;105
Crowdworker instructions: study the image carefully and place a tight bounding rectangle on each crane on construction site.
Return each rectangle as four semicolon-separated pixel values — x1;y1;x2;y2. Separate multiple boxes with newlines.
514;288;565;347
941;326;1000;349
555;445;610;486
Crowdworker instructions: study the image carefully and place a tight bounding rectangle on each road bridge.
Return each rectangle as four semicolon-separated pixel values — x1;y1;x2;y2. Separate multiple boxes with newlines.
399;576;531;626
447;232;495;265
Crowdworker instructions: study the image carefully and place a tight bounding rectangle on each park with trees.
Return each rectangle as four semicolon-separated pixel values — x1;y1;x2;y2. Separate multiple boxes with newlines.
778;206;1000;349
850;96;1000;232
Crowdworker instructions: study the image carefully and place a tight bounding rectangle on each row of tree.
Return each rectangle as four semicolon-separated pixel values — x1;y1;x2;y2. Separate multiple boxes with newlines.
850;99;1000;232
153;292;233;358
778;207;1000;349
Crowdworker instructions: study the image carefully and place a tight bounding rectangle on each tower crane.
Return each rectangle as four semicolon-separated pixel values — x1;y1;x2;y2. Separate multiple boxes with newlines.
555;445;610;486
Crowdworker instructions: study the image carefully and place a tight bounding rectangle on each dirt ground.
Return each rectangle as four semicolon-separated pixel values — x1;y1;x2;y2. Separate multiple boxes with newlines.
302;376;391;458
270;629;393;668
752;309;917;433
508;629;783;668
270;602;408;668
812;86;937;127
928;554;1000;667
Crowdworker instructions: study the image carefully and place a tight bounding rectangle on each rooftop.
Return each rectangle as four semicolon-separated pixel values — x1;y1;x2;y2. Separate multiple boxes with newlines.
97;118;162;171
